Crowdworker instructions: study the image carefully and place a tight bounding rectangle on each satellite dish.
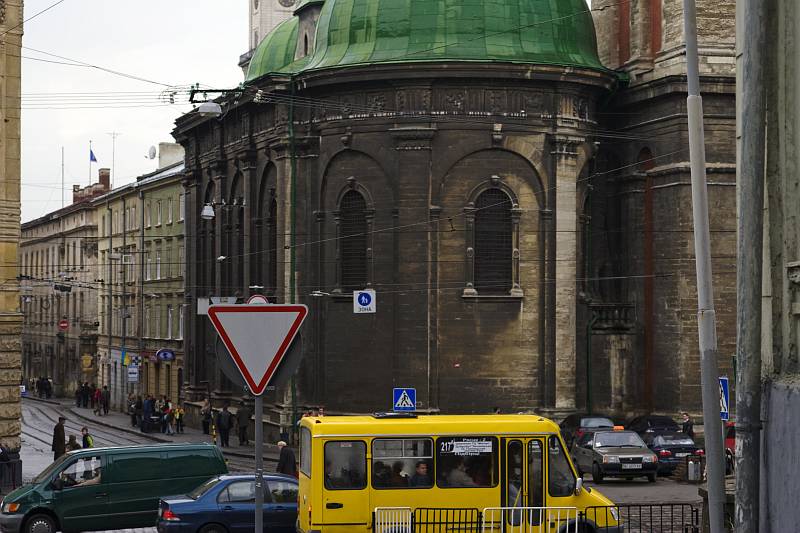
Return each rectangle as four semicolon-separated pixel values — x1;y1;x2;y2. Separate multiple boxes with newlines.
147;146;157;160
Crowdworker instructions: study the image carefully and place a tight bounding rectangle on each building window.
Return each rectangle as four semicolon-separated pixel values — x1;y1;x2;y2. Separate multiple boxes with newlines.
178;194;185;222
167;198;173;224
166;306;173;340
339;190;368;292
156;200;162;226
178;245;185;278
463;180;522;297
178;305;184;340
145;254;152;281
145;202;151;228
144;307;150;338
474;188;513;293
131;205;137;229
155;250;161;279
154;306;161;339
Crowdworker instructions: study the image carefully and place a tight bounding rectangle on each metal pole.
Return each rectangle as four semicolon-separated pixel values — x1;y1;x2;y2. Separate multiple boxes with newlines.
734;0;766;529
254;394;264;533
682;1;726;532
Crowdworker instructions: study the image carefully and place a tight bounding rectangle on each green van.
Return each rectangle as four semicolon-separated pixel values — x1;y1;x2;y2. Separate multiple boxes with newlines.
0;443;227;533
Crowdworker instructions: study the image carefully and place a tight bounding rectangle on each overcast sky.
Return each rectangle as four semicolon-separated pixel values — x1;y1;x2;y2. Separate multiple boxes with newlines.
21;0;248;222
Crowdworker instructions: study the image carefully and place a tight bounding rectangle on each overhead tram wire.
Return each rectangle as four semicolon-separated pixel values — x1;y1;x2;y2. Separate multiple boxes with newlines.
0;0;69;38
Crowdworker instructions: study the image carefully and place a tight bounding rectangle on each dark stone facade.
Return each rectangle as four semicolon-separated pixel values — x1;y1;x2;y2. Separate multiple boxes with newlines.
174;54;737;419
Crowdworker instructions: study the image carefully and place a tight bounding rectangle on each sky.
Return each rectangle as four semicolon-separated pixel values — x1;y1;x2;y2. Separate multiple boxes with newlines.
21;0;248;222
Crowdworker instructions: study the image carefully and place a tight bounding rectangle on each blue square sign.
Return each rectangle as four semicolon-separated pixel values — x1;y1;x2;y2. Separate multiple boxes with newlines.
393;388;416;412
719;376;730;421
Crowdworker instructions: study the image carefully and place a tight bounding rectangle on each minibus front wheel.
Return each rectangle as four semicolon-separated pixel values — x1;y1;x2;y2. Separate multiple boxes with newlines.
23;513;56;533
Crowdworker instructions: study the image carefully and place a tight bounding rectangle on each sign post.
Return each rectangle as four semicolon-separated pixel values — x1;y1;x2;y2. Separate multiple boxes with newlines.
207;300;308;533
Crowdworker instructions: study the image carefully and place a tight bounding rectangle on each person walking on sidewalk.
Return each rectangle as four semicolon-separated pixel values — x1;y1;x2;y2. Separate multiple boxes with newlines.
276;441;297;477
81;427;94;448
100;386;110;415
201;399;212;435
216;405;233;447
174;405;185;433
52;416;66;461
66;435;81;451
92;388;102;415
236;401;252;446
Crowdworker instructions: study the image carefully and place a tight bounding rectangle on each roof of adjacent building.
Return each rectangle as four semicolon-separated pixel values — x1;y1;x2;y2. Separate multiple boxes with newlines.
246;0;606;81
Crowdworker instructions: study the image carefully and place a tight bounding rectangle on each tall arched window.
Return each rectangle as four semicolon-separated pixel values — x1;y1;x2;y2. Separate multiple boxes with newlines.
339;190;368;291
474;188;513;293
268;196;278;295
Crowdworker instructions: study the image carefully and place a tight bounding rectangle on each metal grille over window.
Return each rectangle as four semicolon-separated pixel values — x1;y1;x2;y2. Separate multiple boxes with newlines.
339;190;368;291
474;189;512;293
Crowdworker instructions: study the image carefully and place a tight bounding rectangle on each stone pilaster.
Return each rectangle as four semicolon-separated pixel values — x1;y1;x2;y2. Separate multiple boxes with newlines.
552;137;581;411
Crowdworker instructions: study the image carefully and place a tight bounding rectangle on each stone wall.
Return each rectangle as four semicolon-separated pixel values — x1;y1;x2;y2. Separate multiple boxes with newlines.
0;0;23;451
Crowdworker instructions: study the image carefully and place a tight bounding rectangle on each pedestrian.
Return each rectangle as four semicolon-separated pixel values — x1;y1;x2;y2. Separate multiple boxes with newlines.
101;386;110;416
165;408;176;436
493;406;501;414
66;435;81;451
174;405;185;433
45;378;52;399
128;393;137;427
81;427;94;448
74;385;82;407
681;412;694;439
81;382;90;409
215;404;233;447
52;416;66;461
141;395;153;432
201;398;212;435
276;440;297;477
235;401;252;446
134;395;143;428
92;387;102;415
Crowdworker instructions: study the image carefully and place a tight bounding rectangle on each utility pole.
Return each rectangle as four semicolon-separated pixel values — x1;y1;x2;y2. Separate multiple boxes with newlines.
735;0;766;530
682;1;726;532
107;132;122;189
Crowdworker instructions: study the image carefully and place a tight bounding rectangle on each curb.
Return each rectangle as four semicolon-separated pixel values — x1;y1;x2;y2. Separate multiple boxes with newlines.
66;407;173;444
22;395;62;406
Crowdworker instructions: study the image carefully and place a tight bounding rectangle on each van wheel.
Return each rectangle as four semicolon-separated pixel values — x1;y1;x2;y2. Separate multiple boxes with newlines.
592;463;604;484
199;523;228;533
25;514;56;533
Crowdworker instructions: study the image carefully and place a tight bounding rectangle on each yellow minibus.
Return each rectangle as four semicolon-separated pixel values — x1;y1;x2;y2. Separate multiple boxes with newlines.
297;413;621;532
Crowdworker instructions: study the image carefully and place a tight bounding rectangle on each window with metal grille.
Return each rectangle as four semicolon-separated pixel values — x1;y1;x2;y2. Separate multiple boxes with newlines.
340;190;368;291
474;188;513;293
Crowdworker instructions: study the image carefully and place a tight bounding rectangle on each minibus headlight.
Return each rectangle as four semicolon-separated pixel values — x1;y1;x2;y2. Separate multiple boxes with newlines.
3;503;20;514
609;507;619;522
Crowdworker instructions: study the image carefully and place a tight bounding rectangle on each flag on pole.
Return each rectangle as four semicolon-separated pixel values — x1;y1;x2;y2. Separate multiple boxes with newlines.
90;148;98;163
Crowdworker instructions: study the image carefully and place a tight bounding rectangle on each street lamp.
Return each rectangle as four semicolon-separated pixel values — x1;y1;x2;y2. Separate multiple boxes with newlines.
201;204;215;220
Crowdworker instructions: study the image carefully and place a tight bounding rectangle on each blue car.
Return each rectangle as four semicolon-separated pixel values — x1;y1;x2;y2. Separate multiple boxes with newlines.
157;474;298;533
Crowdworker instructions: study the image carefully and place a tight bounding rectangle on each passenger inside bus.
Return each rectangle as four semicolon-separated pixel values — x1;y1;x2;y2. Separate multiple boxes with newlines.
409;461;432;487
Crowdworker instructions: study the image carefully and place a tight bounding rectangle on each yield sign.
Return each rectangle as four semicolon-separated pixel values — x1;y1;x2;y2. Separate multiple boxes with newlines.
207;304;308;395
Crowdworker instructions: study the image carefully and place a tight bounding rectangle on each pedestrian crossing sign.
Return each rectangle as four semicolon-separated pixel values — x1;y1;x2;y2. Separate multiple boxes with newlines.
393;388;416;412
719;376;730;421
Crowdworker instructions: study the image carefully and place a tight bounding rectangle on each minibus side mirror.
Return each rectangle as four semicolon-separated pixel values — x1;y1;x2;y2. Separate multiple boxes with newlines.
50;477;63;491
574;477;583;495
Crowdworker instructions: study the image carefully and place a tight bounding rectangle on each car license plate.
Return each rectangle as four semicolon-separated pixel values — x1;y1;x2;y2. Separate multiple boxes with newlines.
622;463;642;469
676;453;690;458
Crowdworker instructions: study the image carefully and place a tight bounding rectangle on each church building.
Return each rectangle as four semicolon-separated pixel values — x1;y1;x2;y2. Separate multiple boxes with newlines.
174;0;736;418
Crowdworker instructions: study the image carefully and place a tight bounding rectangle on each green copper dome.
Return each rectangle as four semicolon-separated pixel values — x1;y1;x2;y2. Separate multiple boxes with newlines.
246;17;302;81
304;0;605;71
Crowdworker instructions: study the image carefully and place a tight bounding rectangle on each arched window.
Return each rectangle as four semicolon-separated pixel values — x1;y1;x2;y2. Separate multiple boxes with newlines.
474;188;513;293
339;190;368;291
268;196;278;295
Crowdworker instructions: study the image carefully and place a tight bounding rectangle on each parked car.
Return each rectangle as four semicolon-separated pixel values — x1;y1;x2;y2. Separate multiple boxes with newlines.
559;413;615;448
642;432;702;475
157;474;298;533
571;429;658;483
0;443;227;533
625;415;680;436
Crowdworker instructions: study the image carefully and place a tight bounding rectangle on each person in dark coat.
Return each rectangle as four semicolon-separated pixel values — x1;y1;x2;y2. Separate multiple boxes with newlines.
216;405;233;447
681;412;694;439
100;386;110;416
52;416;66;461
276;441;297;476
235;401;252;446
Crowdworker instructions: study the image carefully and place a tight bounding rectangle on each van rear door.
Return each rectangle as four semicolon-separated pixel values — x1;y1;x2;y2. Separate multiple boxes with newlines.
321;440;370;532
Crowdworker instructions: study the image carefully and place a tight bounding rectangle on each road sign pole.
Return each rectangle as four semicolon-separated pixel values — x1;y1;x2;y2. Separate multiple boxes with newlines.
254;394;263;533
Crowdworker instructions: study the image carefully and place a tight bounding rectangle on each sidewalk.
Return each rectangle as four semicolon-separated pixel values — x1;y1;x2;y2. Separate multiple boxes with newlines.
27;396;283;465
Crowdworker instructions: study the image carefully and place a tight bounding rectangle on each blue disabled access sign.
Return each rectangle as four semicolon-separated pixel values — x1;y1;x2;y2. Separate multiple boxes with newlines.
393;388;416;412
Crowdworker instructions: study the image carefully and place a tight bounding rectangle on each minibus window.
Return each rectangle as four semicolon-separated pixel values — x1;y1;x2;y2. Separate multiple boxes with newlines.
372;438;433;489
528;441;544;519
436;437;497;488
324;441;367;490
300;427;312;476
547;436;575;497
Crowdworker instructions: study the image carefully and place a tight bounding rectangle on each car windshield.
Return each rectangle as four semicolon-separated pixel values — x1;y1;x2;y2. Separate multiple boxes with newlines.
594;432;645;448
581;417;614;428
188;477;222;499
32;457;69;484
656;435;694;446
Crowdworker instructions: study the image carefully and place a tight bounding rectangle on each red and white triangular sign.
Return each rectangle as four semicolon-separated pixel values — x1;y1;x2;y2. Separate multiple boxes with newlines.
207;304;308;395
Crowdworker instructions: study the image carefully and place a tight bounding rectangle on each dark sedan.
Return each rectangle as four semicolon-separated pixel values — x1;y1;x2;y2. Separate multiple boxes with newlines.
572;430;658;483
626;415;680;437
643;432;702;474
157;474;298;533
559;413;615;448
